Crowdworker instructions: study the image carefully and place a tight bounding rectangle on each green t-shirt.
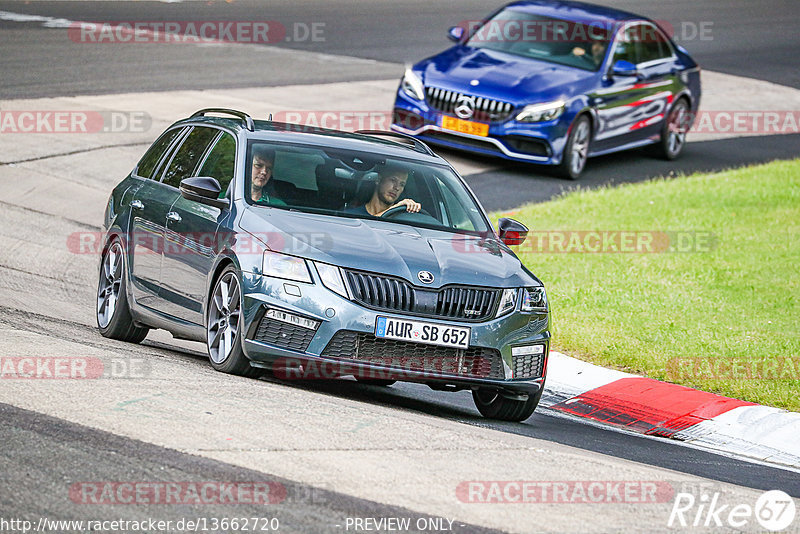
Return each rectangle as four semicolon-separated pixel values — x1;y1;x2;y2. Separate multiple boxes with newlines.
255;190;287;207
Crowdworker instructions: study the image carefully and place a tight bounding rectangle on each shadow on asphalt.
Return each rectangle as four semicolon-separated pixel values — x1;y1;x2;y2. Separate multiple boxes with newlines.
253;372;800;497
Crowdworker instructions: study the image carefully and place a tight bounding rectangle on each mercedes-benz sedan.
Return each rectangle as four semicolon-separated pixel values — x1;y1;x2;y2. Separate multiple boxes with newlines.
391;0;701;178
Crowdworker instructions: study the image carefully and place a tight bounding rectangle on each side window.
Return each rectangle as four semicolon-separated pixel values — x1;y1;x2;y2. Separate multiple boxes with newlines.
161;127;218;189
611;27;636;65
636;25;671;63
197;132;236;198
135;128;183;179
431;174;478;231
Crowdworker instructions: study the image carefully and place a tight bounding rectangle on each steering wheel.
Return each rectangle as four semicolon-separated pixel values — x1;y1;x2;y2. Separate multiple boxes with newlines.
381;204;433;219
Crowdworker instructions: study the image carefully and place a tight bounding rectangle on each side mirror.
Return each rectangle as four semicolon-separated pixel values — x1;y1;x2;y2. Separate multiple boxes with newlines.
611;59;638;78
498;218;528;246
447;26;464;42
179;176;228;209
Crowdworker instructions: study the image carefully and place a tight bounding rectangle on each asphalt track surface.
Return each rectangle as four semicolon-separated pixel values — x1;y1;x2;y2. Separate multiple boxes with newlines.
1;0;799;207
1;0;800;94
1;1;800;532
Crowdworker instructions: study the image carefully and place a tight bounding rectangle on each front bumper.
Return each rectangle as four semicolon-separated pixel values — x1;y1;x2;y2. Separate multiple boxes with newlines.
391;89;571;166
238;269;550;396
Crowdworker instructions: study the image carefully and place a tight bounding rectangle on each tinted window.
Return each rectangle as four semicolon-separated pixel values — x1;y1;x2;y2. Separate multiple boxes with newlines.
635;25;671;63
197;132;236;198
135;128;183;179
244;141;491;235
465;9;612;71
161;127;218;189
611;27;637;64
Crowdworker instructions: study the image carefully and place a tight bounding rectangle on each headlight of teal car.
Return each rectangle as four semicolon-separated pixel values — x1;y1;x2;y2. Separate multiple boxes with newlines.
262;251;312;283
521;287;547;312
314;261;348;298
515;100;566;123
496;288;518;318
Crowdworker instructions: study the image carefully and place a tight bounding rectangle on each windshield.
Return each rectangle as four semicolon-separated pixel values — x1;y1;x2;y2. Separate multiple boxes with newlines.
466;9;612;71
244;140;491;234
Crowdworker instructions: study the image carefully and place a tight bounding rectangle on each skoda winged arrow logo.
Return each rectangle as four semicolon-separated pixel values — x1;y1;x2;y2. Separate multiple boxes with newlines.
454;95;476;120
417;271;434;284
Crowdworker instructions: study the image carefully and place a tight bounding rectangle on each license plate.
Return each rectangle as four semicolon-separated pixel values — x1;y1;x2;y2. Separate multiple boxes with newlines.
441;115;490;137
375;317;470;349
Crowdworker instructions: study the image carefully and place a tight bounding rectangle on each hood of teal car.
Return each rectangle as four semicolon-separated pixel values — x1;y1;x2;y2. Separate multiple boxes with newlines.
239;208;540;289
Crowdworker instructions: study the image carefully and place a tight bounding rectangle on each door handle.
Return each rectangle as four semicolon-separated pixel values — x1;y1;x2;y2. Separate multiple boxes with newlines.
131;200;144;210
166;212;182;222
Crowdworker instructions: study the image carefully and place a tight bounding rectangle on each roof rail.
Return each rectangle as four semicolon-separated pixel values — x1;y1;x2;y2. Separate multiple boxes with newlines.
191;108;254;131
354;130;435;156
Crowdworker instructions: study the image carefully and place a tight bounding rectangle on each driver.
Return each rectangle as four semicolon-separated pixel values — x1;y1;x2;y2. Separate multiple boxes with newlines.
572;40;606;67
348;165;421;217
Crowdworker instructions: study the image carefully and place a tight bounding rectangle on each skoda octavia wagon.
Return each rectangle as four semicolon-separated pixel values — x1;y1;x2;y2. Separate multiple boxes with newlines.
391;0;701;178
97;108;550;421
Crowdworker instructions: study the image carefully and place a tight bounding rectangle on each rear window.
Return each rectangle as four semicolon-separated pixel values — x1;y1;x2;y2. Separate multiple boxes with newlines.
161;126;219;189
135;127;183;179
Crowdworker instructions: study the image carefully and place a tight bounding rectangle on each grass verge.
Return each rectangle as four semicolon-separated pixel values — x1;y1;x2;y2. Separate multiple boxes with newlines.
493;159;800;411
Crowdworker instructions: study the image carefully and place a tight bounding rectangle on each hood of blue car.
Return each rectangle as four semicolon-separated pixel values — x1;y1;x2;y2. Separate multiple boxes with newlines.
239;208;539;289
419;46;598;105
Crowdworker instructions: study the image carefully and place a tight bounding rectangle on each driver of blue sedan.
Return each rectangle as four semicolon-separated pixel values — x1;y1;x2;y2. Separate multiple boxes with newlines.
347;165;421;217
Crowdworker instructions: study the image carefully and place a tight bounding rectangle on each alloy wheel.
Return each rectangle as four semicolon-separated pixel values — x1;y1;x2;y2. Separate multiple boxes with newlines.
667;102;688;156
570;120;590;176
97;241;123;328
207;271;241;364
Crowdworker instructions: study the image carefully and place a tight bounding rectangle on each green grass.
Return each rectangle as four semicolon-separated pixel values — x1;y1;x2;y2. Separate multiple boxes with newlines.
493;159;800;411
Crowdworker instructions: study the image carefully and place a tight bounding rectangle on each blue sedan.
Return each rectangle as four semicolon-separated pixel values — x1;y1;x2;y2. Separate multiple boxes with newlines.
391;0;701;178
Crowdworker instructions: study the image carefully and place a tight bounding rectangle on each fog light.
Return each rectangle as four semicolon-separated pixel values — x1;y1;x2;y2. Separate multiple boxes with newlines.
265;309;320;330
512;344;545;357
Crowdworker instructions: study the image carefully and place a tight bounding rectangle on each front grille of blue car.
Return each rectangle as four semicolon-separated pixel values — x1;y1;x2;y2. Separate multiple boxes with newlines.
344;270;498;322
321;331;505;380
512;353;545;379
425;86;515;123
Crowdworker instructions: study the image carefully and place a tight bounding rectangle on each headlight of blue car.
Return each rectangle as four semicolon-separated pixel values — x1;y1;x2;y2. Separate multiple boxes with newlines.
400;68;425;101
515;100;566;123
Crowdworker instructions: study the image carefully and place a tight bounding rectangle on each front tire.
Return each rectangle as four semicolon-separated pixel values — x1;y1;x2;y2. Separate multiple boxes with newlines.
556;115;591;180
96;238;149;343
657;98;690;160
206;266;260;378
472;387;543;422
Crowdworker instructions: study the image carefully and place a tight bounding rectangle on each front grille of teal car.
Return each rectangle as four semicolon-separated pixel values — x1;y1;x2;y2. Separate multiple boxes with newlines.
344;270;498;322
425;86;515;123
253;316;316;352
321;331;504;380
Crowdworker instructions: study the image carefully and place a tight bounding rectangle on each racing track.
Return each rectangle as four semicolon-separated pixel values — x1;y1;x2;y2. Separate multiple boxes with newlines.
1;1;799;532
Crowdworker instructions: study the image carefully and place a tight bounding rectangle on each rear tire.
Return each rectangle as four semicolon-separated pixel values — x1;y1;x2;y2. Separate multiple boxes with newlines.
206;265;261;378
472;387;543;422
556;115;591;180
657;98;690;160
96;238;149;343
